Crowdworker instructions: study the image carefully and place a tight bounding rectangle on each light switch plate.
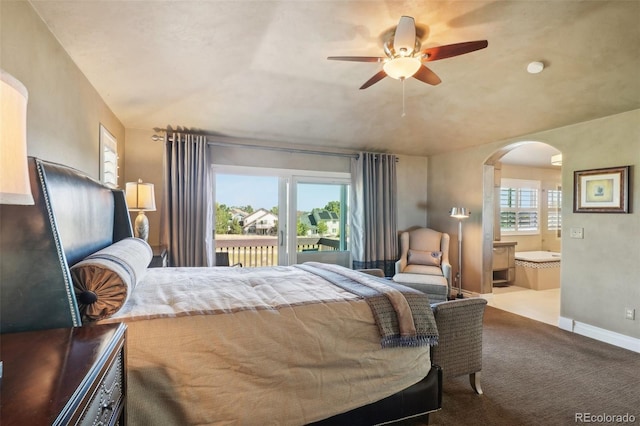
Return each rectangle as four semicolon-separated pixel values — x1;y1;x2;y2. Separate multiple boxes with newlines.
570;227;584;239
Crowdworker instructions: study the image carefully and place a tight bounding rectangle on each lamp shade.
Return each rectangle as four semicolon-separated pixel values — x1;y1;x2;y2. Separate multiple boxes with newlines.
0;70;33;205
449;207;470;219
125;179;156;211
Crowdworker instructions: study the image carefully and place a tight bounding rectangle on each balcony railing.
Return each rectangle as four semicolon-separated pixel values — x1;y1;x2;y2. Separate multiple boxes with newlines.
215;236;340;267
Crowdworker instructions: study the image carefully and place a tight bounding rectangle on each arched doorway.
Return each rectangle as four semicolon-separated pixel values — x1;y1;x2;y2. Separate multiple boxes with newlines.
481;141;562;325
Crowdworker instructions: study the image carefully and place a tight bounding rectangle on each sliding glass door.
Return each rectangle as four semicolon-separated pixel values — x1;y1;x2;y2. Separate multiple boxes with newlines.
291;178;350;267
214;172;286;266
214;167;350;267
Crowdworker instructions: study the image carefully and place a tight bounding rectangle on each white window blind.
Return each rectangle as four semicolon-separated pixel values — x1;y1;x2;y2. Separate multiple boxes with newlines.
547;188;562;231
500;179;540;234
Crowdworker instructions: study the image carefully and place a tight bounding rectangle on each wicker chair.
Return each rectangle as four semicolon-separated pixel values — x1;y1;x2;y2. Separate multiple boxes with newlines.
431;298;488;394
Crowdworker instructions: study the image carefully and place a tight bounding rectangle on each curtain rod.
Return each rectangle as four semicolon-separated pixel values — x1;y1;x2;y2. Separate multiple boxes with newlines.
151;129;359;159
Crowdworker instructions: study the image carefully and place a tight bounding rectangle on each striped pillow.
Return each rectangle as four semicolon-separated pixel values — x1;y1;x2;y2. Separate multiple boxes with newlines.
71;237;152;320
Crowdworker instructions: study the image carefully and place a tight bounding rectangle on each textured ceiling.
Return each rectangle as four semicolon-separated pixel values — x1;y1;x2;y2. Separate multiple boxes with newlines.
30;1;640;157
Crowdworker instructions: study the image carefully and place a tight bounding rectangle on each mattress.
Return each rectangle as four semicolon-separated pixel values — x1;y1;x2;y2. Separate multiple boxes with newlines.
98;264;433;425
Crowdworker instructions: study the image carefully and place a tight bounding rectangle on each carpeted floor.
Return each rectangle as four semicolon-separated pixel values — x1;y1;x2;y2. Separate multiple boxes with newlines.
402;306;640;426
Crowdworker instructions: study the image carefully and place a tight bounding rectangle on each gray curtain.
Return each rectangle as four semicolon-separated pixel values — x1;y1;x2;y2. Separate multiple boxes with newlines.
160;132;213;267
350;152;398;276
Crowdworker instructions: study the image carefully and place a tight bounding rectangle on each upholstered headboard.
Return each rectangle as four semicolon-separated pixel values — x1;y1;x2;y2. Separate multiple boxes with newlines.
0;157;132;333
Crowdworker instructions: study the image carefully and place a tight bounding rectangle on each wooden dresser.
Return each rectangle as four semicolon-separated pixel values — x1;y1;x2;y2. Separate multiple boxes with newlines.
0;323;127;426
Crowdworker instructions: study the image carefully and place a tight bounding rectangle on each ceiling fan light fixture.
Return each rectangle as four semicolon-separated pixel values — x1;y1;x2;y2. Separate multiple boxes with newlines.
383;57;421;80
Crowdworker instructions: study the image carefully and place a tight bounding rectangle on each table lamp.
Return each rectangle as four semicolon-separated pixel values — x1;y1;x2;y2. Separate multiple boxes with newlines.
1;70;33;205
126;179;156;241
1;69;34;379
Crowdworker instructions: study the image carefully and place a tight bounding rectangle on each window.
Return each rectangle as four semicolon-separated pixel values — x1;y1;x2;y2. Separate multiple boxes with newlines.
500;179;540;234
99;124;118;188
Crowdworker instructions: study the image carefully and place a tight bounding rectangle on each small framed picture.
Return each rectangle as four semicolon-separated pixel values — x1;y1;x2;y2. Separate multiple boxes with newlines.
574;166;630;213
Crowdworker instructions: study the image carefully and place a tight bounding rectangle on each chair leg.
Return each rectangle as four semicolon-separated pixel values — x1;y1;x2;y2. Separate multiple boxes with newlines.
470;372;483;395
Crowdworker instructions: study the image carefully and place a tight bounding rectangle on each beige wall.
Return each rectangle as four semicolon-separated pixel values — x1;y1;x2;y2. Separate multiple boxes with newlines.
396;154;428;231
427;148;486;293
429;109;640;340
555;111;639;339
1;1;124;182
124;128;164;245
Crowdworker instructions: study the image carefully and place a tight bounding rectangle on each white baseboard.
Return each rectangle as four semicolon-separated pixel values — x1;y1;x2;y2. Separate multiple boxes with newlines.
558;316;573;331
558;316;640;354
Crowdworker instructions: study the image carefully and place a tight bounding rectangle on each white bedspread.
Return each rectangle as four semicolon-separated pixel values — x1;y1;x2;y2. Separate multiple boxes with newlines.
99;265;432;425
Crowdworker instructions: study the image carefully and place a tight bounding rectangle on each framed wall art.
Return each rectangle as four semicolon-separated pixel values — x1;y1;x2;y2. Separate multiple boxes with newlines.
574;166;629;213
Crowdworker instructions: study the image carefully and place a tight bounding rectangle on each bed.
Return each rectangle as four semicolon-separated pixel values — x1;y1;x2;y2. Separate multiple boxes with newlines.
0;158;442;425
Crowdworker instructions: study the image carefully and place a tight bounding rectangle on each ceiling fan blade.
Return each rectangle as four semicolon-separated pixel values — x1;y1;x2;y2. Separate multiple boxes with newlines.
359;70;387;90
421;40;488;62
413;65;442;86
327;56;384;63
393;16;416;54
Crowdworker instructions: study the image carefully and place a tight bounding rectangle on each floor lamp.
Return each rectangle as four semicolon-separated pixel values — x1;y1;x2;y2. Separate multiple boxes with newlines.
450;207;470;299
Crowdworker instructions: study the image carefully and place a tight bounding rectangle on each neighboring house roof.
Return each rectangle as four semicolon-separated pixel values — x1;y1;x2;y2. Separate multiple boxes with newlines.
298;214;313;227
230;208;249;218
308;210;339;226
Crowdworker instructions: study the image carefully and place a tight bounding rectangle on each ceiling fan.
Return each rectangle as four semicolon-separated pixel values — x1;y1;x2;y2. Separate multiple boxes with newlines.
328;16;488;90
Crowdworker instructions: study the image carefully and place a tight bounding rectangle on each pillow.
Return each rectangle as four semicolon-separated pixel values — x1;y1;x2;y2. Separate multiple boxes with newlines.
71;237;152;320
407;249;442;267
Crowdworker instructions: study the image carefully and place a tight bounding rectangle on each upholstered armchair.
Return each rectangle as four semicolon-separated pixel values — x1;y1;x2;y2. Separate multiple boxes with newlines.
393;228;452;303
431;298;488;394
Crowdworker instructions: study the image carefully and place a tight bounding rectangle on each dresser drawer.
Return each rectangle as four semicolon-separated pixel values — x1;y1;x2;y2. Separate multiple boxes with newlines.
79;346;125;426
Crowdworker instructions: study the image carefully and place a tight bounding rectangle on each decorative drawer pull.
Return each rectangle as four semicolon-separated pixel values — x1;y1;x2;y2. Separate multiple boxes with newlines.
101;400;115;411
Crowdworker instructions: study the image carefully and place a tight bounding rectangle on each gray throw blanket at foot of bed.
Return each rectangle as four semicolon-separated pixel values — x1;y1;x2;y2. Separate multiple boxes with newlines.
296;262;439;348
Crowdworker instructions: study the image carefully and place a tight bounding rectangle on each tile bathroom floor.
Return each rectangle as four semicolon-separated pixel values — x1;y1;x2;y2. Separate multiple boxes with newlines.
482;285;561;326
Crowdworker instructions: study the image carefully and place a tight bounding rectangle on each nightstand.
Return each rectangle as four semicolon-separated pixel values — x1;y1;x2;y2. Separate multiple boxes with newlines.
0;323;127;426
150;245;168;267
